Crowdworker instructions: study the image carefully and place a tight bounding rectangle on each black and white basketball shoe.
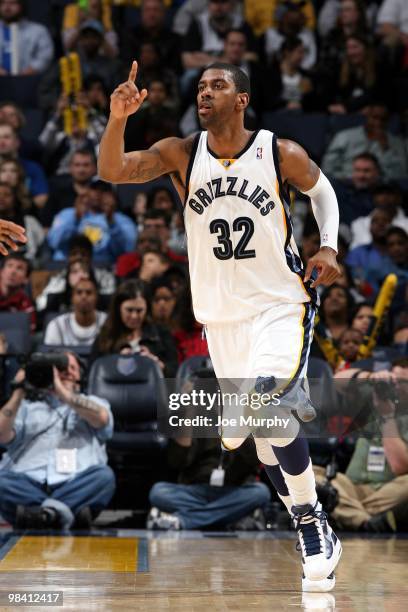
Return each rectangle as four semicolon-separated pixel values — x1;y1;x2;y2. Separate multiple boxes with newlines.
292;500;342;582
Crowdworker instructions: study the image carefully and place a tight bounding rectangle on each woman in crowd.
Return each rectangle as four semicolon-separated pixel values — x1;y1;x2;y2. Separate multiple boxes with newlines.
263;37;315;111
90;279;178;376
351;302;374;336
0;159;33;215
318;284;355;344
326;35;385;113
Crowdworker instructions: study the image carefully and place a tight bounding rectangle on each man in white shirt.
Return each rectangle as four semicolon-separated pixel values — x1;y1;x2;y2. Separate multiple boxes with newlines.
44;277;107;346
377;0;408;45
350;184;408;249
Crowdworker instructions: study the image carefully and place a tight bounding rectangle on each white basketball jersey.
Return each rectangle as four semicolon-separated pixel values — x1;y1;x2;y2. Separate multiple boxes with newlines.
184;129;316;324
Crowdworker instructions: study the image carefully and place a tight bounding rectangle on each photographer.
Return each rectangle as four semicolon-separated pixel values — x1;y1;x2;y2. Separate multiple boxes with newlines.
317;357;408;532
0;352;115;530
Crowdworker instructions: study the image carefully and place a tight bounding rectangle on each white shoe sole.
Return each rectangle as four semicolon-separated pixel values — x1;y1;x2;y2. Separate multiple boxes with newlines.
302;573;335;592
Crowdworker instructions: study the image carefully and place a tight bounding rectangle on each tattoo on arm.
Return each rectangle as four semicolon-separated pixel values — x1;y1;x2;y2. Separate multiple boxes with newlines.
2;409;14;418
69;393;103;415
127;148;167;181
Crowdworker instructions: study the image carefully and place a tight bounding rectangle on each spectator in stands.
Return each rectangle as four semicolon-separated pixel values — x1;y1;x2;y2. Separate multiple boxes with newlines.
346;207;393;289
0;123;48;210
42;149;97;228
245;0;316;36
0;0;54;75
318;0;378;37
38;19;121;113
133;41;180;107
0;100;41;160
83;74;109;118
44;276;107;347
124;79;180;152
138;249;171;282
62;0;118;58
39;92;106;176
325;35;386;114
336;327;364;369
172;286;208;363
47;181;137;265
150;276;177;330
181;0;256;94
121;0;181;74
0;158;33;214
90;279;178;376
317;0;371;88
148;433;270;530
36;235;115;313
329;153;381;225
365;226;408;298
0;351;115;530
393;310;408;355
318;284;355;343
0;182;43;262
322;104;408;181
116;209;187;278
44;258;93;314
263;37;314;111
0;253;35;331
350;184;408;249
352;302;374;335
377;0;408;50
326;358;408;533
261;0;317;70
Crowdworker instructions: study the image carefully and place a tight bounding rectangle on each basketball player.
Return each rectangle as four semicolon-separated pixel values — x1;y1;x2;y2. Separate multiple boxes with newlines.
0;220;26;255
99;61;342;591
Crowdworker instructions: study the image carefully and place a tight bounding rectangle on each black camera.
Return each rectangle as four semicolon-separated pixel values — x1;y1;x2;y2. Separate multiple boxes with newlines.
11;353;69;400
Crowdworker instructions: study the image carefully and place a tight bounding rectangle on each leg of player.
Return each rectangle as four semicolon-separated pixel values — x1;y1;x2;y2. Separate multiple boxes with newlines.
254;437;337;592
271;436;342;583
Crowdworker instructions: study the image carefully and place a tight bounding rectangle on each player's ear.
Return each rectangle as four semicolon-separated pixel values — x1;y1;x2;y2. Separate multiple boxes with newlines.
236;92;249;111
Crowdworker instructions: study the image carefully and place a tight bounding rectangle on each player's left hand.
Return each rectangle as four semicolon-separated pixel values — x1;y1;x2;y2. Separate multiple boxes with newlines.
304;246;340;288
0;219;27;256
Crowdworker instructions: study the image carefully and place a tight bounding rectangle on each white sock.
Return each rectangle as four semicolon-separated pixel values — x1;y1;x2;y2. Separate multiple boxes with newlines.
281;460;318;508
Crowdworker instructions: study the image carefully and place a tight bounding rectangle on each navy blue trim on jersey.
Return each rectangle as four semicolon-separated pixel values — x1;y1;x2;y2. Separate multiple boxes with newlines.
279;302;315;399
207;129;260;161
272;133;292;249
183;132;202;208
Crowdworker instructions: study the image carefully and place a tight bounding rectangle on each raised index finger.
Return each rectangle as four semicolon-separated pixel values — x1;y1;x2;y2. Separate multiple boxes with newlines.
128;60;138;83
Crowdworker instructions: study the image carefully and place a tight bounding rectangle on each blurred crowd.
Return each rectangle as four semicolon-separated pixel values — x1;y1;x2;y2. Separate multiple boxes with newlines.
0;0;407;532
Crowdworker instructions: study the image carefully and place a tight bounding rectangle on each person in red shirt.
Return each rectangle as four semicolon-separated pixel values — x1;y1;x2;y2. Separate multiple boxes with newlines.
116;210;187;278
0;253;35;331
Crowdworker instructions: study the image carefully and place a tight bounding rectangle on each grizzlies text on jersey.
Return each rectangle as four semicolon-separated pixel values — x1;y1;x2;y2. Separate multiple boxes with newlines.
184;129;316;324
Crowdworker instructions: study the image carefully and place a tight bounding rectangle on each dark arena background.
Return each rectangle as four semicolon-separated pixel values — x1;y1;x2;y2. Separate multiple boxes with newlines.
0;0;407;610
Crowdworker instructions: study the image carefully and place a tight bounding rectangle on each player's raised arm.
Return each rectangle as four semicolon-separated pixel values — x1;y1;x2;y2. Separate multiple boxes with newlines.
278;139;340;288
98;61;181;184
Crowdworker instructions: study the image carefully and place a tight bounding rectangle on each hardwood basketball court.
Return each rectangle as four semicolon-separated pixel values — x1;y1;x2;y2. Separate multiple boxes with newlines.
0;529;406;610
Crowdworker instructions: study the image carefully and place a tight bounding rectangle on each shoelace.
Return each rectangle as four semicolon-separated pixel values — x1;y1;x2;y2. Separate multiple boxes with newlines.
294;509;327;557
